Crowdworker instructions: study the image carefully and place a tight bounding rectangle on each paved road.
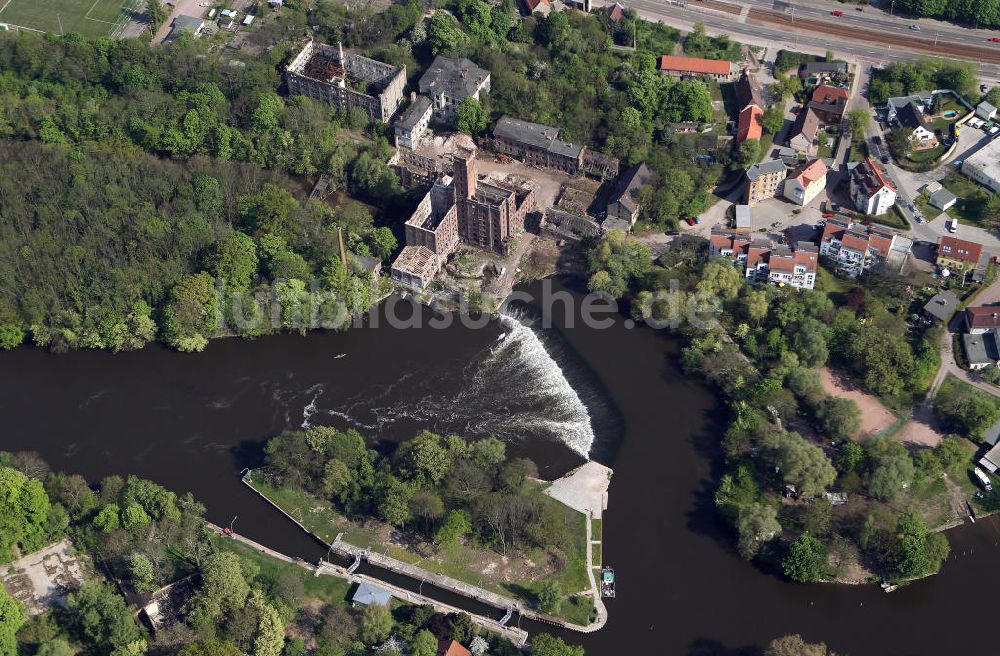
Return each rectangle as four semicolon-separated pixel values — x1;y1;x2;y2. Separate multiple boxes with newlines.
600;0;1000;83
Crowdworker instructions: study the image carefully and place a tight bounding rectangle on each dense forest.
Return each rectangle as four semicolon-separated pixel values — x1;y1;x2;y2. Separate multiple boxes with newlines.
0;141;395;352
867;58;980;106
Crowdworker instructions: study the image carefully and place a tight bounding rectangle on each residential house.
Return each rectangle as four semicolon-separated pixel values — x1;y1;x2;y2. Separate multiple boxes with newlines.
658;55;736;80
961;136;1000;193
929;186;957;212
419;56;491;122
438;640;472;656
710;229;817;289
393;95;433;149
964;332;1000;369
735;69;764;112
605;163;653;231
783;158;827;206
886;92;933;123
744;159;787;206
895;101;936;144
808;85;849;124
788;108;821;155
977;100;997;121
819;218;903;276
522;0;552;14
167;15;205;40
937;235;985;278
350;582;392;607
606;1;626;22
736;105;764;146
850;157;897;216
965;305;1000;334
923;290;958;323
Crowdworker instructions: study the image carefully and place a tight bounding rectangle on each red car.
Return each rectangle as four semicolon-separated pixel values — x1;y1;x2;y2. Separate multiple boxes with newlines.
685;217;697;226
990;37;1000;43
831;10;843;16
822;213;835;219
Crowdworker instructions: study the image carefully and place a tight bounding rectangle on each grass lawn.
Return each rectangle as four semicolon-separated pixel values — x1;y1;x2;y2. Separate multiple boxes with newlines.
0;0;139;37
818;135;837;159
248;477;593;623
869;204;911;231
816;266;855;303
941;173;995;228
901;144;948;170
915;196;944;221
213;535;354;607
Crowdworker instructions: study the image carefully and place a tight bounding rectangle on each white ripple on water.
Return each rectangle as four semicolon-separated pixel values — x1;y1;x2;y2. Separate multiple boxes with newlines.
301;312;596;458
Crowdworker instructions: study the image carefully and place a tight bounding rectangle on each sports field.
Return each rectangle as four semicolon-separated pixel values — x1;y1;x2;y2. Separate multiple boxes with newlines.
0;0;142;38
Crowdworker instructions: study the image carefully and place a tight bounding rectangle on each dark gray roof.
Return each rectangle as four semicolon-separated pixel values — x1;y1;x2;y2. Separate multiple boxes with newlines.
351;582;392;606
494;116;560;149
929;187;957;209
964;332;1000;366
418;56;489;99
896;101;930;130
494;116;582;158
396;96;432;131
745;159;786;181
609;163;653;213
978;101;997;115
173;14;204;31
803;61;848;75
735;70;764;111
923;290;958;322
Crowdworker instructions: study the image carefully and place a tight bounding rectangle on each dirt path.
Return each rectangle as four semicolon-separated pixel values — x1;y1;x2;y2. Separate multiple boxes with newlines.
820;367;896;438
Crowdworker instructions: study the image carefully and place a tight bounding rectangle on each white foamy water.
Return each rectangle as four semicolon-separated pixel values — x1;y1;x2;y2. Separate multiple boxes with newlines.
298;313;596;458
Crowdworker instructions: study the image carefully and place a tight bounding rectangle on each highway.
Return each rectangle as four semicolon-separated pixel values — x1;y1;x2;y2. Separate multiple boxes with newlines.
603;0;1000;82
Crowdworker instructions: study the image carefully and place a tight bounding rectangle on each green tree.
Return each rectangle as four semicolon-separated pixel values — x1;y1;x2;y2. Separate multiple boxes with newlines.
537;580;563;614
211;232;259;291
0;583;26;656
661;80;713;123
411;630;438;656
396;431;452;486
368;226;397;261
93;504;121;533
428;11;466;54
359;603;393;645
782;534;828;582
248;590;284;656
866;437;915;501
761;107;785;135
434;509;473;549
129;553;158;592
162;272;219;352
178;639;244;656
763;431;837;498
0;324;24;350
193;552;251;621
738;138;762;168
530;633;583;656
735;502;781;559
122;502;151;532
36;640;75;656
894;508;950;578
455;97;488;135
815;397;861;440
67;582;144;653
847;108;869;140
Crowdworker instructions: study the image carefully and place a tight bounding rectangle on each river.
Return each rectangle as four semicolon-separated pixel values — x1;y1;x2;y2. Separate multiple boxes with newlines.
1;279;999;655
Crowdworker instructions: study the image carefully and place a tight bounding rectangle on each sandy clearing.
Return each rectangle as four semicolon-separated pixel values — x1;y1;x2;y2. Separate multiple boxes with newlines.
820;367;897;438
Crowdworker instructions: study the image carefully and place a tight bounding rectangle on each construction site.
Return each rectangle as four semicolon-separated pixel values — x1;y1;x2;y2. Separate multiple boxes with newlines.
285;39;406;123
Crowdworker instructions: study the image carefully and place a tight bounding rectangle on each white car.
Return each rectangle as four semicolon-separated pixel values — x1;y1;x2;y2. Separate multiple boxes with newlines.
910;24;921;30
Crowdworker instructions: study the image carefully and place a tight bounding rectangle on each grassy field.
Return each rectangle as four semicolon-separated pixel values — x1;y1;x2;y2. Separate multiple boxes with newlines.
0;0;139;37
248;477;595;624
941;173;995;228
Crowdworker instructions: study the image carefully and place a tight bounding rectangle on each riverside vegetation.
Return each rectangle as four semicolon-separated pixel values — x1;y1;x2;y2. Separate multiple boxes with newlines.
256;426;594;625
0;449;583;656
585;231;985;584
0;0;771;355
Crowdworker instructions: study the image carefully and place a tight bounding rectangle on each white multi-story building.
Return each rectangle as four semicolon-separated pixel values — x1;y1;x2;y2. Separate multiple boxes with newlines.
850;157;897;216
818;219;901;277
709;229;817;290
962;137;1000;193
783;158;827;206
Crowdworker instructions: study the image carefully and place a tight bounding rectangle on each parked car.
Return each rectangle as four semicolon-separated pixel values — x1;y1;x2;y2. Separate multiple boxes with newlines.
910;24;921;30
693;216;702;224
856;5;863;9
881;155;890;164
831;10;843;16
685;216;697;226
872;135;882;145
982;85;990;93
990;38;1000;43
822;213;835;218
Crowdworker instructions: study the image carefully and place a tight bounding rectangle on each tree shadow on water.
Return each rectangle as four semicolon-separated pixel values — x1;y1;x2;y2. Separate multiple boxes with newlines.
688;638;761;656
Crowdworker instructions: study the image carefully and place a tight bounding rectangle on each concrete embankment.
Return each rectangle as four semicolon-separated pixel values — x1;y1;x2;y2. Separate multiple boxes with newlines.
205;522;529;646
241;467;611;635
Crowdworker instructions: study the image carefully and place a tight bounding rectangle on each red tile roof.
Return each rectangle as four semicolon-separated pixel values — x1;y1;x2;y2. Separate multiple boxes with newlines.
737;105;763;144
938;235;984;263
746;245;770;269
525;0;549;10
966;306;1000;331
607;1;625;21
841;233;871;253
867;232;894;258
438;641;471;656
658;55;733;76
811;84;849;104
790;158;827;186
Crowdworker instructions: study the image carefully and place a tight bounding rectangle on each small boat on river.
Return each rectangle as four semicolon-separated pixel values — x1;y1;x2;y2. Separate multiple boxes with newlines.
600;567;616;598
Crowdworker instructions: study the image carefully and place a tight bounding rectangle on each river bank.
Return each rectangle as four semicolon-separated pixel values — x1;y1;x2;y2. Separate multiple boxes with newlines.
241;461;611;632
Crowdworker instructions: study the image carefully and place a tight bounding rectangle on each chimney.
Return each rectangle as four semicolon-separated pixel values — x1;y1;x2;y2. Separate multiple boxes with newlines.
410;91;416;102
338;41;344;63
454;148;476;200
